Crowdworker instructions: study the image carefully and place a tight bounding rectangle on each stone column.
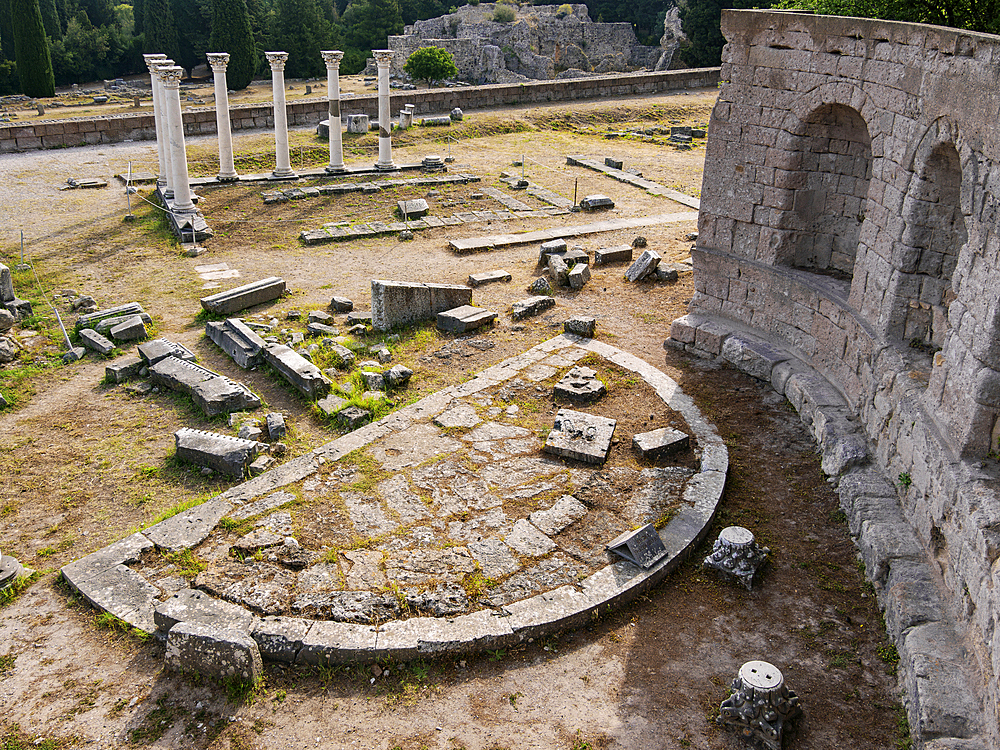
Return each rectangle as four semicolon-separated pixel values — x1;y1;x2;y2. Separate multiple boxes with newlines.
142;53;168;188
159;66;196;213
321;50;345;173
373;50;395;171
206;52;239;181
266;52;296;179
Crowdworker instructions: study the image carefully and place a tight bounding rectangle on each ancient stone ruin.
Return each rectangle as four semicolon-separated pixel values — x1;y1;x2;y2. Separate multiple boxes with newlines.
671;9;1000;745
388;3;671;84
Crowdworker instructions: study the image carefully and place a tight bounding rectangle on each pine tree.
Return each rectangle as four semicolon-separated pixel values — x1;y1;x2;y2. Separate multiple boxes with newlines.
271;0;333;78
11;0;54;96
343;0;401;52
0;0;14;61
210;0;256;89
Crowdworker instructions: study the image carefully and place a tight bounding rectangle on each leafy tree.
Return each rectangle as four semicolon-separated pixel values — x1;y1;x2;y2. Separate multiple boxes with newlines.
210;0;256;88
342;0;402;51
271;0;334;77
677;0;771;68
11;0;54;95
78;0;114;27
143;0;179;60
492;3;515;22
777;0;1000;34
403;44;456;85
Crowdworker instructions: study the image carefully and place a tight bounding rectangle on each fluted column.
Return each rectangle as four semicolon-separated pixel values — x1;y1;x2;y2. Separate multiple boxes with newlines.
159;66;196;213
321;50;345;173
266;52;296;179
373;50;395;171
207;52;238;181
142;53;168;188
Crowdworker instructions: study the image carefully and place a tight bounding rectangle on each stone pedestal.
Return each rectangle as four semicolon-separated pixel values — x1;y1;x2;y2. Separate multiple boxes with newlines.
703;526;769;590
159;66;196;214
266;52;296;179
142;54;168;188
373;50;396;171
207;53;239;181
719;661;801;750
321;50;346;173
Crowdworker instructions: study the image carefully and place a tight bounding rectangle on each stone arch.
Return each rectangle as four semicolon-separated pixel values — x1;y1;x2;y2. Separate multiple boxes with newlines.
887;118;968;347
772;97;874;282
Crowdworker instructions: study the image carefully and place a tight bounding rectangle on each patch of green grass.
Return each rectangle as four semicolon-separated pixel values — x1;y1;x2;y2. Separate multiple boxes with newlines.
0;570;41;607
223;675;265;705
571;730;594;750
128;696;179;744
0;355;63;410
150;495;211;525
462;570;497;599
0;722;74;750
162;549;207;578
0;653;14;676
895;706;913;749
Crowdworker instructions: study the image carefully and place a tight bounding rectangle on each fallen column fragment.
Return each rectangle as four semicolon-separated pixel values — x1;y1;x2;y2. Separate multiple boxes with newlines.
150;356;261;415
174;427;261;477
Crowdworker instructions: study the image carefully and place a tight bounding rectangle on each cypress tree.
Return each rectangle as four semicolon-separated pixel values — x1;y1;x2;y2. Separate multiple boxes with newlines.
38;0;59;37
173;0;212;77
11;0;54;96
272;0;331;78
210;0;256;89
143;0;179;61
0;0;14;61
133;0;144;35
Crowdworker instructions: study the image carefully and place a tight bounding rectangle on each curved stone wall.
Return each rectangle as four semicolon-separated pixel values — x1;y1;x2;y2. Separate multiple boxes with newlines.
675;10;1000;747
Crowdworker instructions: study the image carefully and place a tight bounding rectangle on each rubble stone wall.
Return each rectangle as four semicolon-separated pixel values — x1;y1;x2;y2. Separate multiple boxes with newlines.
0;68;717;153
685;10;1000;744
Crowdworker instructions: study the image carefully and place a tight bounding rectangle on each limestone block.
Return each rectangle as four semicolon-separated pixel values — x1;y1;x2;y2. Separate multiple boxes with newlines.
150;357;260;415
543;408;616;465
564;316;596;337
324;341;355;369
206;319;267;369
154;587;254;633
624;250;661;282
820;433;869;477
720;333;790;382
437;305;497;333
263;344;331;400
594;244;632;265
568;263;590;289
93;312;153;336
138;338;196;367
316;394;348;416
143;496;231;552
580;194;614;210
105;355;144;384
397;199;429;219
371;279;472;332
468;270;512;287
200;277;286;315
109;315;148;342
252;616;312;663
633;427;689;459
529;495;587;536
505;519;557;556
165;621;263;682
330;296;354;312
76;302;145;331
539;239;568;262
0;263;12;302
174;428;260;478
511;295;555;321
79;328;115;355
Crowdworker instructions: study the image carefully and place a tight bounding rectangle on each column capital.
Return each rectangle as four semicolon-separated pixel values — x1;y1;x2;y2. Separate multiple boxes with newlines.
206;52;230;71
265;52;289;71
373;49;394;67
158;66;183;88
321;50;344;68
143;53;168;73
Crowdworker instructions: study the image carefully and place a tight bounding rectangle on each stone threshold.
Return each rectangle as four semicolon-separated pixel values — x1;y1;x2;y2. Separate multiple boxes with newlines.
666;313;987;750
60;335;728;664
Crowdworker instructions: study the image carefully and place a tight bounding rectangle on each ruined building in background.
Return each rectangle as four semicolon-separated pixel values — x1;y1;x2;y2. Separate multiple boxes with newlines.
388;3;683;84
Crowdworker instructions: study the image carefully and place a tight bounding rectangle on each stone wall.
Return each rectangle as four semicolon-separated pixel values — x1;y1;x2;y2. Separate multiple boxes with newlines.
0;68;718;153
674;10;1000;746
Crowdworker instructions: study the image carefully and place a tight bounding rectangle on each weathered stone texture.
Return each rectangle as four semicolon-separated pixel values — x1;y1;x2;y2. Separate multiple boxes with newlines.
371;280;472;331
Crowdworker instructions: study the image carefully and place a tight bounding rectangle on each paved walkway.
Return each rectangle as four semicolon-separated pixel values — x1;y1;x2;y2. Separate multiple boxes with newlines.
448;210;699;253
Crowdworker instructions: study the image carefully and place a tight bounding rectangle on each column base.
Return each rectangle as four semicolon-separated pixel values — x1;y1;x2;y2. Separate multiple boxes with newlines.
164;188;175;198
270;168;298;180
374;162;398;171
325;164;347;174
217;173;240;182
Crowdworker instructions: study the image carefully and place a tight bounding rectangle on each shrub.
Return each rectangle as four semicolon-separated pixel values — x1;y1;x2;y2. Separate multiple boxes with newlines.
555;3;572;17
404;45;458;86
492;3;515;22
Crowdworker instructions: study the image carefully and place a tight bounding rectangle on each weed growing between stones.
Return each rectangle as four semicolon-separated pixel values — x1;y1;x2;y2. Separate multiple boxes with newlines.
162;548;207;578
0;570;41;607
149;494;213;525
0;722;78;750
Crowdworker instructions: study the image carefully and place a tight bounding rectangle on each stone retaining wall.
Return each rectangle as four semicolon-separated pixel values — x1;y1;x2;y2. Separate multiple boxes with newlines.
0;68;719;153
676;9;1000;747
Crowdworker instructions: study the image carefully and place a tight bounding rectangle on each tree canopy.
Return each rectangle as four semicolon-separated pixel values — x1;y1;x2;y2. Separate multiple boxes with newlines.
11;0;55;96
775;0;1000;34
403;44;456;84
209;0;257;89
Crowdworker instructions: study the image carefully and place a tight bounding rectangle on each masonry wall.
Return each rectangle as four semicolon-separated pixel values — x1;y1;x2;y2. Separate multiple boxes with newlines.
0;68;718;153
687;10;1000;744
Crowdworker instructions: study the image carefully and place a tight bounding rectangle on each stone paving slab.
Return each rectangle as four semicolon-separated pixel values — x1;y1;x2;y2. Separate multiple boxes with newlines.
566;155;701;209
64;336;727;666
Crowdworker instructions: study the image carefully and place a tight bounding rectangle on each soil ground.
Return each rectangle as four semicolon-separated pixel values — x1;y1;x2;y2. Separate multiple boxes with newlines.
0;90;907;749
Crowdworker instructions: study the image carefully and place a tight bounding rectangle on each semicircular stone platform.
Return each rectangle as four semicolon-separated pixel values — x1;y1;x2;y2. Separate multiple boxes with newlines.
61;335;727;666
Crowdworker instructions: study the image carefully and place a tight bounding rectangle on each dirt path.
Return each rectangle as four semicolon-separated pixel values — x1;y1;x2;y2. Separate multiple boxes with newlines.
0;90;906;750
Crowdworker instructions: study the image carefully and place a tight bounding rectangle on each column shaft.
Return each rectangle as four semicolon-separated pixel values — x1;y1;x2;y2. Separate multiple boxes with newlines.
374;50;395;170
160;67;196;213
266;52;296;179
322;50;345;173
208;53;238;181
142;54;168;187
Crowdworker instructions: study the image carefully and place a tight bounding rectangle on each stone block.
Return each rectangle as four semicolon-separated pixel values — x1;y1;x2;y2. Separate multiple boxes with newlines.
143;496;231;552
324;341;355;369
604;157;624;170
206;319;267;369
200;277;286;315
511;295;555;321
371;279;472;332
337;405;370;429
624;250;661;282
580;194;614;210
554;366;606;402
137;338;196;367
633;427;690;458
109;315;147;342
76;303;145;331
4;298;31;321
61;346;86;363
150;356;260;415
385;364;413;387
307;321;337;337
547;255;570;286
105;355;144;383
93;312;153;336
174;427;260;478
594;244;634;266
720;333;790;382
154;587;254;633
346;114;369;133
346;311;372;326
437;305;497;333
263;344;331;400
505;519;557;556
316;394;348;416
468;270;512;287
564;316;596;337
79;328;115;355
543;408;616;465
397;199;429;219
165;620;263;683
539;239;568;262
0;263;12;302
252;616;312;663
330;296;354;312
568;263;591;289
529;495;587;536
